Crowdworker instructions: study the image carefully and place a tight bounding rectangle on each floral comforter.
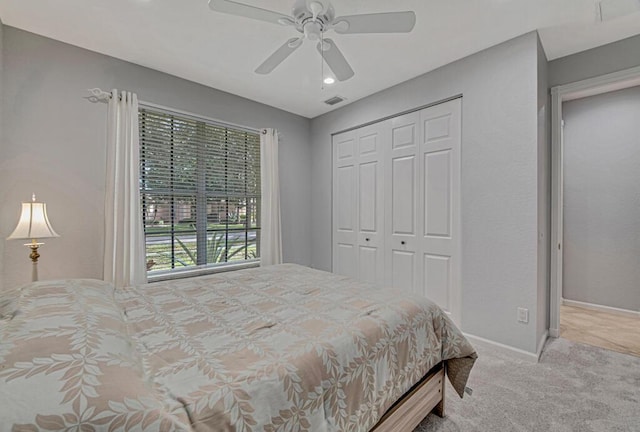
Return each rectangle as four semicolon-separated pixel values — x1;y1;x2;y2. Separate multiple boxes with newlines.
0;264;476;431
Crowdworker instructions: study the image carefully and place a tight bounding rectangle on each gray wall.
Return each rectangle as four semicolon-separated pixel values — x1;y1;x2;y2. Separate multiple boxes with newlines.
536;36;551;349
0;27;311;290
562;87;640;312
310;32;544;353
549;33;640;87
0;20;3;292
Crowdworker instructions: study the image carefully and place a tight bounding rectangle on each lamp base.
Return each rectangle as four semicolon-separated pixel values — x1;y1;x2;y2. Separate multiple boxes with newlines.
26;242;43;282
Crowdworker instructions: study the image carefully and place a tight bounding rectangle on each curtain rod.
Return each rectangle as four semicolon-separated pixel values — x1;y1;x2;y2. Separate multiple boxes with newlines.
84;88;262;134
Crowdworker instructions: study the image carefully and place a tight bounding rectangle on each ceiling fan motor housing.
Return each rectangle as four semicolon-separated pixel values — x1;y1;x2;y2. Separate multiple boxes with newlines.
292;0;335;33
304;21;323;40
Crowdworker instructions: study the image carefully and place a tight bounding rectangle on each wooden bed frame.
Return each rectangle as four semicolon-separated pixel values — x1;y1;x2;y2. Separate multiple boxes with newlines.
371;363;445;432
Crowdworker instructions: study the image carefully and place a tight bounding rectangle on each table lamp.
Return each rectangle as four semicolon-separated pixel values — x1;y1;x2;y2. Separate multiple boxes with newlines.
7;194;60;282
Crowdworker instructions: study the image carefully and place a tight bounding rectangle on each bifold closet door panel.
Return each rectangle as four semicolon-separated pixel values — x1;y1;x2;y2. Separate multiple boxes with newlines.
419;99;461;322
385;111;420;294
332;124;385;286
356;123;386;287
333;131;358;279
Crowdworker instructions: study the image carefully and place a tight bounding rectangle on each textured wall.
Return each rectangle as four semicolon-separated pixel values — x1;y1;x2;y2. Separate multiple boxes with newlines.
0;19;4;292
537;35;551;351
310;32;542;353
0;27;312;289
563;87;640;312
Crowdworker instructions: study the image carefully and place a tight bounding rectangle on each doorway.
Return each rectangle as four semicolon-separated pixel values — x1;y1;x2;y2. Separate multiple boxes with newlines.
550;66;640;356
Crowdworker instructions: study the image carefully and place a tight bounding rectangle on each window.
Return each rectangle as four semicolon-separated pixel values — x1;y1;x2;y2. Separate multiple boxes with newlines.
139;107;261;276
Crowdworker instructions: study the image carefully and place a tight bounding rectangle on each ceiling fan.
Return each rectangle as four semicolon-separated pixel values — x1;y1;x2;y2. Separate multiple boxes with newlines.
208;0;417;82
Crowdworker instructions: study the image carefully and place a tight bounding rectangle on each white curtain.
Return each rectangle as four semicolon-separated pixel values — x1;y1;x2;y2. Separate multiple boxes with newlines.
260;128;283;266
103;90;147;287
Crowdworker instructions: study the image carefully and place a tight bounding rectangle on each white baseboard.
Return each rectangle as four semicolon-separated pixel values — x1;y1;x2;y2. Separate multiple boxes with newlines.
463;333;540;363
562;298;640;318
549;328;560;338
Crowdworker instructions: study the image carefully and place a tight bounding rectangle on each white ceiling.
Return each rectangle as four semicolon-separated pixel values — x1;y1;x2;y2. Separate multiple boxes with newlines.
1;0;640;118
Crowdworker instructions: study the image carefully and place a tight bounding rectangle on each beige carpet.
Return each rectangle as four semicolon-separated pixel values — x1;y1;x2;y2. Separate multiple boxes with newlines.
561;304;640;357
416;338;640;431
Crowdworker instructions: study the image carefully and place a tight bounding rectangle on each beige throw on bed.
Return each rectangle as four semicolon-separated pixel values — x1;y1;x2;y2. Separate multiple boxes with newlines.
1;264;476;431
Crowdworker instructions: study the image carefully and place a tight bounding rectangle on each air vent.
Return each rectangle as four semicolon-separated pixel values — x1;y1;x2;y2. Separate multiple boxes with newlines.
324;95;346;106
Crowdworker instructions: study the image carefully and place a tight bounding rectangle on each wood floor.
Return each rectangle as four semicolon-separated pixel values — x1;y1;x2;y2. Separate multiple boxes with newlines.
560;304;640;357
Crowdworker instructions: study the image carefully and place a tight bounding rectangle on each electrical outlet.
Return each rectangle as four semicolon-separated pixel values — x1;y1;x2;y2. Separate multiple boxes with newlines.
517;307;529;323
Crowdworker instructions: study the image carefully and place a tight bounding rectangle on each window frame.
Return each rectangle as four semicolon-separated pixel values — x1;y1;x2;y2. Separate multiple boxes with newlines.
138;103;261;281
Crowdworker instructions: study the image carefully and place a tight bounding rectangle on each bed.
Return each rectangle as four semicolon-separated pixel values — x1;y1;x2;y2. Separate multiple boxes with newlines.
0;264;476;431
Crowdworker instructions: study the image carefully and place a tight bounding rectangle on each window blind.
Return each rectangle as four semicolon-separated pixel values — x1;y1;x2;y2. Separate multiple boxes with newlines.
139;107;261;275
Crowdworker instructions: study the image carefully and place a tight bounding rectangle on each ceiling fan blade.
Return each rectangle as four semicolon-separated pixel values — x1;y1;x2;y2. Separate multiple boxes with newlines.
333;11;416;34
208;0;292;25
256;38;303;75
316;38;354;82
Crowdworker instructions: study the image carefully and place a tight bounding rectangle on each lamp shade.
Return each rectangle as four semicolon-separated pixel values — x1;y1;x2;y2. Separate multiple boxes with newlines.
7;201;60;240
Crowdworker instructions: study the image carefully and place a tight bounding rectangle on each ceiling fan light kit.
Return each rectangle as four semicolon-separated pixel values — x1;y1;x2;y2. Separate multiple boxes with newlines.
208;0;416;82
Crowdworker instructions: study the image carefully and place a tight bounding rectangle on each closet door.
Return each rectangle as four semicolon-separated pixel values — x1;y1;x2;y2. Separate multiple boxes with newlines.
332;98;462;324
385;112;420;294
419;99;461;323
332;125;385;286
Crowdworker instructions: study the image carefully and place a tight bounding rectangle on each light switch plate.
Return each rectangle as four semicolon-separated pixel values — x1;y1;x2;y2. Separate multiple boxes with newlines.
517;307;529;323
